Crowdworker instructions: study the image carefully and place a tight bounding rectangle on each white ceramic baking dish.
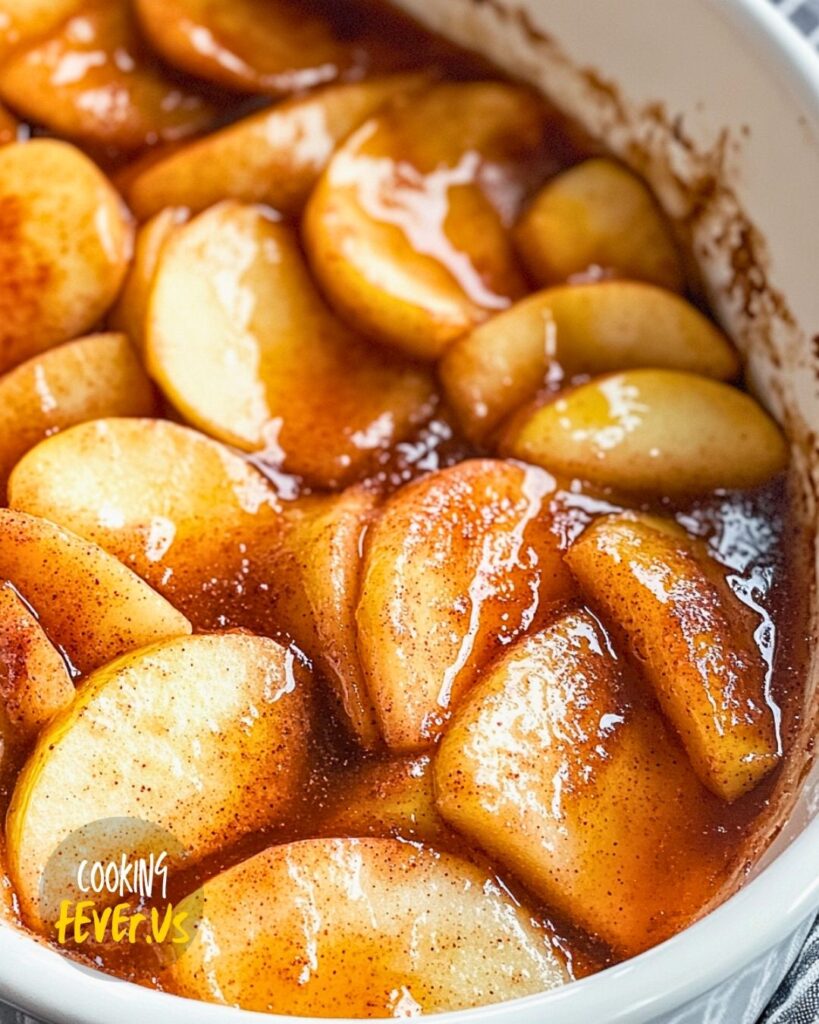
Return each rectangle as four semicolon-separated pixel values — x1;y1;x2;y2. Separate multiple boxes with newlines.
1;1;818;1021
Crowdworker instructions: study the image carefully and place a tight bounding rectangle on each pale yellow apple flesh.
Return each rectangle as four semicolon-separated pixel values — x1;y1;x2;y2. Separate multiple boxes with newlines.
566;513;780;801
435;607;728;956
503;369;788;495
0;140;133;373
356;459;577;750
441;281;739;442
163;837;567;1015
515;157;684;290
146;201;437;487
6;632;313;930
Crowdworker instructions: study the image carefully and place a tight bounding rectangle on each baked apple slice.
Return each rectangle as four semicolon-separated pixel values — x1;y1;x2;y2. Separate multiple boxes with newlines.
0;509;190;675
8;418;283;632
441;281;738;442
0;140;133;373
109;208;190;353
320;755;456;847
504;369;788;495
6;633;313;930
356;459;576;750
435;607;726;956
0;332;155;496
566;513;780;800
0;582;73;753
135;0;385;95
163;837;566;1014
121;74;429;221
276;486;382;748
0;0;215;151
146;202;437;487
304;82;550;359
515;157;684;290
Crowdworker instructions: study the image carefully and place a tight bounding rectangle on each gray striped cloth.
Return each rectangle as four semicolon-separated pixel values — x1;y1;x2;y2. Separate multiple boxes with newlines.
0;2;818;1024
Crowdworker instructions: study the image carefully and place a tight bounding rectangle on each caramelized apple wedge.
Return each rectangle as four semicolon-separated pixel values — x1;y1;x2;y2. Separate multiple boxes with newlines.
276;486;382;748
0;140;133;373
356;459;576;750
305;82;550;359
566;514;780;800
135;0;383;95
435;608;725;955
164;838;566;1014
122;74;429;221
6;633;313;929
0;1;215;151
146;202;437;486
441;282;738;442
515;157;684;290
504;370;788;495
0;333;155;496
0;509;190;675
320;755;455;847
109;208;190;352
8;418;282;631
0;582;73;752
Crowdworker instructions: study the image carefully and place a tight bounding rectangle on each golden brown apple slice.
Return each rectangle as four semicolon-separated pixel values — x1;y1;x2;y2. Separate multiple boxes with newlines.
8;418;283;632
276;486;382;748
320;755;456;847
0;582;73;751
134;0;389;95
356;459;576;750
0;1;216;151
0;509;190;675
109;208;190;353
304;82;550;360
0;140;133;373
6;632;313;930
0;332;155;496
164;837;566;1014
441;281;739;442
435;607;727;956
566;513;779;800
121;73;429;221
146;202;437;487
504;369;788;495
515;157;684;290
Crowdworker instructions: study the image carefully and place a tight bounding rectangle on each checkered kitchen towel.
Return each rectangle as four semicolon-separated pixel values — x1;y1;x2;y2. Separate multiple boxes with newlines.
0;2;818;1023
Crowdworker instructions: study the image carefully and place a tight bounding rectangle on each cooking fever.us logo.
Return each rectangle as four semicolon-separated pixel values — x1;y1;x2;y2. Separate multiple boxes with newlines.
37;817;202;966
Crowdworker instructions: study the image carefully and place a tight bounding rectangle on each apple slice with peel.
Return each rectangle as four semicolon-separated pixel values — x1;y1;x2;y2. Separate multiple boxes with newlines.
515;157;684;291
435;607;727;956
0;509;190;676
0;332;155;497
320;755;456;848
503;369;788;496
146;202;437;487
121;73;430;222
566;513;780;801
163;837;566;1014
6;632;313;930
441;281;738;442
356;459;576;750
0;140;133;374
304;81;551;360
0;0;216;151
109;208;190;353
0;582;73;754
8;418;283;633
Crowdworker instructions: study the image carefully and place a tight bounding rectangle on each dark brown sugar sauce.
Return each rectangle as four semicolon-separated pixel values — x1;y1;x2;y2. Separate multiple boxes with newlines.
0;0;812;997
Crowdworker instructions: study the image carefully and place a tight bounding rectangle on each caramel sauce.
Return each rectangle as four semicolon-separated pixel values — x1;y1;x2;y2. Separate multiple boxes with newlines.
0;0;812;1004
